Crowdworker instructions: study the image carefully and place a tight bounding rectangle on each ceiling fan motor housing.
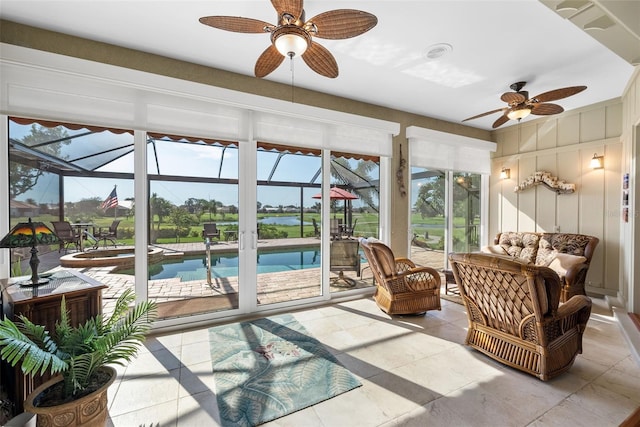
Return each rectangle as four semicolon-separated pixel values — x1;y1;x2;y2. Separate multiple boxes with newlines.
510;81;527;92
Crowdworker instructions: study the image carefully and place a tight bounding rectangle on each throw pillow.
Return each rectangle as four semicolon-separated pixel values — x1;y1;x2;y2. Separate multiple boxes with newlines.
548;253;587;277
481;245;508;255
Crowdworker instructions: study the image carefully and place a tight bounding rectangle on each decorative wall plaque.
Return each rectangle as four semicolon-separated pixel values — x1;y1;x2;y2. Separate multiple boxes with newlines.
514;171;575;194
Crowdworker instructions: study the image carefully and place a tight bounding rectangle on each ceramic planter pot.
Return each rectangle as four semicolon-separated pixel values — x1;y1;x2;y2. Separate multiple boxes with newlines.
23;366;116;427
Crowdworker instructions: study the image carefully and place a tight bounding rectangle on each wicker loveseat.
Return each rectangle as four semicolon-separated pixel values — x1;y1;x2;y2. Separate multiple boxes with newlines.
360;238;441;315
484;232;599;302
449;252;592;381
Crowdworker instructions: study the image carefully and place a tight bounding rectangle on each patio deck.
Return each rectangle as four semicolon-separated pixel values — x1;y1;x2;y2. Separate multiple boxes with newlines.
20;238;446;319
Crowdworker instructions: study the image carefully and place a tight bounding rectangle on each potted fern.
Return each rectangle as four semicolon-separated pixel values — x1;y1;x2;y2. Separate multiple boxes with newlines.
0;289;157;427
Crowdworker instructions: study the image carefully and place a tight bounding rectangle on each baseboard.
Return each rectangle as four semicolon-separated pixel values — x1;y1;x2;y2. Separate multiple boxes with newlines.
607;295;640;368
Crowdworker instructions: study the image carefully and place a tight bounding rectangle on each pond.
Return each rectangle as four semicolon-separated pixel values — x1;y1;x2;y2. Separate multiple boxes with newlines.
259;216;311;226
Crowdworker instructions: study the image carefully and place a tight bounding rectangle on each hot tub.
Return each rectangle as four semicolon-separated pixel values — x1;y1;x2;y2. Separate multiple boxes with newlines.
60;247;167;269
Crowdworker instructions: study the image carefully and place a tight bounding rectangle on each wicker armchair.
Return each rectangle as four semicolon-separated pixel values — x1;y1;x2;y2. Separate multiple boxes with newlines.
360;238;441;315
449;252;592;381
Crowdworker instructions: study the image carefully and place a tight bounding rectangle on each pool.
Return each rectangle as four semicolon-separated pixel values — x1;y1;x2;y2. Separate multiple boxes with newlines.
114;246;323;281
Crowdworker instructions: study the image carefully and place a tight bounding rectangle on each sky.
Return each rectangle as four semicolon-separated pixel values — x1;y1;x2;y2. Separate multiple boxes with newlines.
10;120;385;209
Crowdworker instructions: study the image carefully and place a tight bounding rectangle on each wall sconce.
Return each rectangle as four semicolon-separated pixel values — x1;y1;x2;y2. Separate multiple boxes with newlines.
590;153;604;169
500;168;510;179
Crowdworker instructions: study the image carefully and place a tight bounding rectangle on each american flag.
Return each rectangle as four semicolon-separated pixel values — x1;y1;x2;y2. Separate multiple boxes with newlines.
101;188;118;210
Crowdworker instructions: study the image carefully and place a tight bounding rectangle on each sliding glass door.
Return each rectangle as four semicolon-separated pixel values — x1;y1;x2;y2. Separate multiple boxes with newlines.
255;143;323;307
147;135;240;319
410;168;484;270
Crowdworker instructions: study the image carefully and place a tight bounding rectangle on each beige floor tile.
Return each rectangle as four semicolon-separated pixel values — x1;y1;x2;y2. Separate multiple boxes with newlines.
121;346;182;380
528;397;619;427
180;327;211;345
102;295;640;427
180;339;214;367
334;350;386;380
566;354;613;381
177;361;217;398
566;382;640;424
310;385;392;426
143;332;185;354
107;400;179;427
176;391;221;426
380;402;469;427
425;391;523;427
593;364;640;403
109;369;181;417
357;372;441;418
391;348;500;396
474;368;580;421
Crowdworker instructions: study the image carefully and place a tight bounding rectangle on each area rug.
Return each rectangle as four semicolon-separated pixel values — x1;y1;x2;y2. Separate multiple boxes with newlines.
440;291;463;305
208;313;361;426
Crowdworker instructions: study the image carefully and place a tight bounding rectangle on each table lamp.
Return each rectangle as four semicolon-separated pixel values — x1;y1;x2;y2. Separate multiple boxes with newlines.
0;218;59;287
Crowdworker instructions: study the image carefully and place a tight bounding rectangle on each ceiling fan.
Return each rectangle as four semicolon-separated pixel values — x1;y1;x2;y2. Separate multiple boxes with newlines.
462;82;587;128
199;0;377;79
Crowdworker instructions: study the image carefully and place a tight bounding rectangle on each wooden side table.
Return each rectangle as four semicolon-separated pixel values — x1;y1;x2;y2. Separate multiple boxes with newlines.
0;269;107;413
443;269;460;295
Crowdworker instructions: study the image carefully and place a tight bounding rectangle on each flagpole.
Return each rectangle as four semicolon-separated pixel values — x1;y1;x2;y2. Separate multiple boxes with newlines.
113;185;117;220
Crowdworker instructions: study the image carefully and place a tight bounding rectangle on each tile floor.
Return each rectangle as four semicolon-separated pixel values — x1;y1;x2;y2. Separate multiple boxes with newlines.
105;295;640;427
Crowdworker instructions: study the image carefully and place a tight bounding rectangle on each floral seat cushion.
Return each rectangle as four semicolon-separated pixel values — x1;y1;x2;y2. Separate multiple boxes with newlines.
497;232;540;264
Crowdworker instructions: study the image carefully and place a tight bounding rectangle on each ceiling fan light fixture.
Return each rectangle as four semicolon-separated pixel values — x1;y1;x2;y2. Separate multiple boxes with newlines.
507;106;532;121
272;26;310;58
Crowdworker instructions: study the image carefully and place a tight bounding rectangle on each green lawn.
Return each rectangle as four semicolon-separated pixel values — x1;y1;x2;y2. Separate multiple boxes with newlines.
14;212;476;247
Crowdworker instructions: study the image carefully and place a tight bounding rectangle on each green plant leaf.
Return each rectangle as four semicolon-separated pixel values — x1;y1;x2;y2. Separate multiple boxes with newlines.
0;316;67;376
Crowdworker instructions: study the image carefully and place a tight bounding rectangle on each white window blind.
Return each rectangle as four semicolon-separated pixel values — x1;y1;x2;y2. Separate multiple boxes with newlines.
407;126;496;174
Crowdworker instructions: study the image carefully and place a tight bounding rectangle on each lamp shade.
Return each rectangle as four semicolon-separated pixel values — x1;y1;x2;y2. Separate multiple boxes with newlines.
0;218;59;287
507;106;532;121
272;26;310;57
590;153;604;169
0;218;59;248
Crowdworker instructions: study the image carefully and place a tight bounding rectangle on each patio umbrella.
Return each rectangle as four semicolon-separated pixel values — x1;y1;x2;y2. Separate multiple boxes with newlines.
312;187;359;229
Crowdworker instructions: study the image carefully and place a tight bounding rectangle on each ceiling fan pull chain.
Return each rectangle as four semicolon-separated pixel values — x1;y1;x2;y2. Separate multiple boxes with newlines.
290;55;295;103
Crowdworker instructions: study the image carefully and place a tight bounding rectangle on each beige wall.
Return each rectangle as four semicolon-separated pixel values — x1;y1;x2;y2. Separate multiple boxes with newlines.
620;67;640;312
489;99;623;297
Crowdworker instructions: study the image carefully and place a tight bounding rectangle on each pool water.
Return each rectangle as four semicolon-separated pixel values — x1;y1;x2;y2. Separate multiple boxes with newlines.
116;247;323;281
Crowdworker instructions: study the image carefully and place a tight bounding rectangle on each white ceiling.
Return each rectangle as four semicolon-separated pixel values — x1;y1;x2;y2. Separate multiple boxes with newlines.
0;0;636;131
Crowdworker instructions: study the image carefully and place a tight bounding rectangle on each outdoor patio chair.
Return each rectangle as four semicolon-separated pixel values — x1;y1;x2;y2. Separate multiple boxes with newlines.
330;239;361;287
343;218;358;238
330;218;342;240
360;238;441;315
94;219;120;248
449;252;592;381
202;222;220;241
51;220;80;253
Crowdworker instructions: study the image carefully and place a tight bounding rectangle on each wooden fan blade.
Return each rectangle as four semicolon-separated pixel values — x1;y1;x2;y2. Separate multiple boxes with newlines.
302;42;338;78
255;45;285;77
532;86;587;103
199;16;273;33
530;103;564;115
492;114;510;128
307;10;378;39
271;0;303;21
462;108;505;122
500;92;526;104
